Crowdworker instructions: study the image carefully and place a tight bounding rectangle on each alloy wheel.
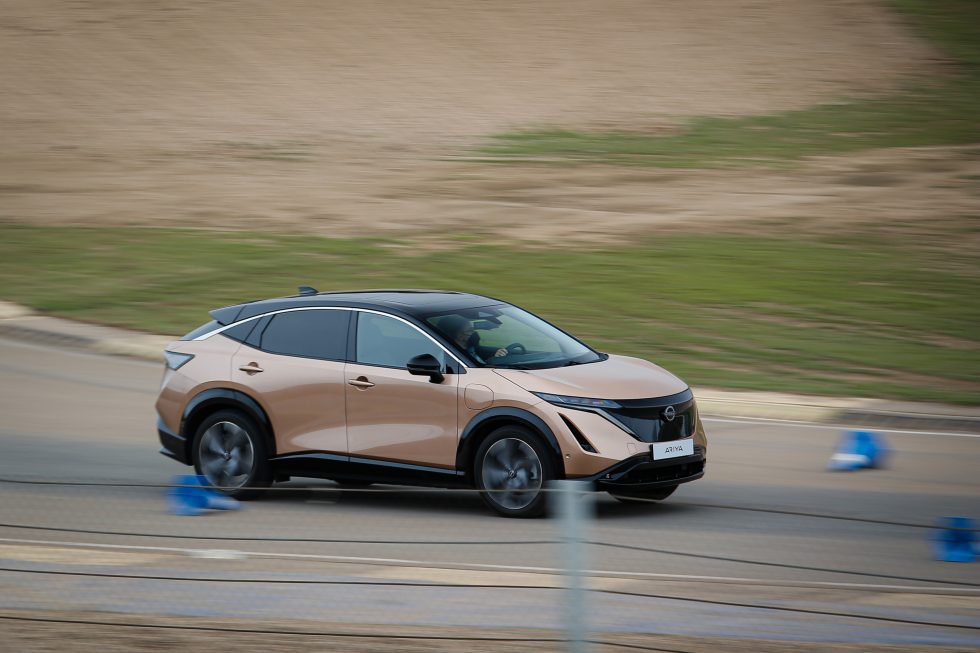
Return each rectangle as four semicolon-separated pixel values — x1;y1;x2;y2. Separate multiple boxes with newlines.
198;421;255;489
481;437;543;510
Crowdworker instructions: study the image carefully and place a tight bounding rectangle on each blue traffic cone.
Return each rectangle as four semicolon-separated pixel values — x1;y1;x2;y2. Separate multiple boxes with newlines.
828;430;888;471
168;475;209;516
203;489;241;511
933;517;977;563
167;475;240;515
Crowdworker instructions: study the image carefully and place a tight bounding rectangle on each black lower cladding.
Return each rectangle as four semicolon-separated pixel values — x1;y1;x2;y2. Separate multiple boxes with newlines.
605;388;696;443
587;446;706;493
157;417;189;465
270;452;470;489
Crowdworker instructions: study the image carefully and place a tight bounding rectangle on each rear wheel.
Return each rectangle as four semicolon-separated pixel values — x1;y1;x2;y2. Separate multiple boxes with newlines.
610;485;677;504
192;409;272;500
475;425;554;518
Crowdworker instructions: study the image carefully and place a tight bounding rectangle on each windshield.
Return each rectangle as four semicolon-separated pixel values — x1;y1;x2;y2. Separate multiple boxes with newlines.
425;304;603;369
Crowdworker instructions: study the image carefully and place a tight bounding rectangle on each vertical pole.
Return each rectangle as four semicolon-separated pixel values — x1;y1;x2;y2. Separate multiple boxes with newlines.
557;480;592;653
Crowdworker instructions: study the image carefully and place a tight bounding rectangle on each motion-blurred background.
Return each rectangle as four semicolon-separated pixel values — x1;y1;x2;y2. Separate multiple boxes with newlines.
2;0;977;402
0;1;978;651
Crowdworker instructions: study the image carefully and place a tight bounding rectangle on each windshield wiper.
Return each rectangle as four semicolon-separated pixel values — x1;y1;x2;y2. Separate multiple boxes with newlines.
487;362;536;370
562;354;605;367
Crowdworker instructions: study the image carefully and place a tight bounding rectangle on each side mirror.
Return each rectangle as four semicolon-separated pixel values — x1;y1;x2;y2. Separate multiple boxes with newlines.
406;353;445;383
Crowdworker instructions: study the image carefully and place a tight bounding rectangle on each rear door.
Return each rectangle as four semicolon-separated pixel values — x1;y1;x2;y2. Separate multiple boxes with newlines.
229;309;351;456
344;311;459;468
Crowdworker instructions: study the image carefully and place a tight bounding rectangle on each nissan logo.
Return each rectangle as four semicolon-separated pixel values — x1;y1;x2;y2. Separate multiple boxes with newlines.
663;405;676;422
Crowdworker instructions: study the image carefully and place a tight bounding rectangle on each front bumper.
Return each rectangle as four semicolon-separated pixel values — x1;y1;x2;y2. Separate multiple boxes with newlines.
582;446;705;495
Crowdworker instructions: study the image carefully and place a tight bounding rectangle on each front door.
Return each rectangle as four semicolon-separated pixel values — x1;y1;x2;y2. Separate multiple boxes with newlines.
345;311;459;468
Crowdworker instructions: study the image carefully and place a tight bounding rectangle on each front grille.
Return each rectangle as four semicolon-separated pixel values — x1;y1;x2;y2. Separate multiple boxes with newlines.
606;389;696;443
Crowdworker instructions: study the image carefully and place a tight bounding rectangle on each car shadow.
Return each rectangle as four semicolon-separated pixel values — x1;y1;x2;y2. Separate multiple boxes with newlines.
264;481;489;516
261;480;701;521
594;498;694;520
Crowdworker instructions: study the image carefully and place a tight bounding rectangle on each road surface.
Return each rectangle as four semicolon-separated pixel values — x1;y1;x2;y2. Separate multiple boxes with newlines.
0;337;978;647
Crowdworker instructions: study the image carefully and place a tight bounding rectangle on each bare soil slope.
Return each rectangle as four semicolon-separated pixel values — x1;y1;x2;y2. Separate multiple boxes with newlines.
0;0;962;239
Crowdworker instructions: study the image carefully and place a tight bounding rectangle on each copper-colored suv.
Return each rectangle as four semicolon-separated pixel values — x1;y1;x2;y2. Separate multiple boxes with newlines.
156;289;707;516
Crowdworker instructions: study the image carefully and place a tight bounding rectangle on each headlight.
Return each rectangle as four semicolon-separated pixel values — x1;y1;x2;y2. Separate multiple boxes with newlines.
164;351;195;370
532;392;620;409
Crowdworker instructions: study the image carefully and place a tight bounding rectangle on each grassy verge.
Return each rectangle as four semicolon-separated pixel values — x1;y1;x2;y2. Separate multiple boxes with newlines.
479;1;980;167
2;225;977;404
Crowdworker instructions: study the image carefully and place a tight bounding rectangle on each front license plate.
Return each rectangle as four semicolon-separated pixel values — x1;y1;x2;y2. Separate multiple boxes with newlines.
651;438;693;461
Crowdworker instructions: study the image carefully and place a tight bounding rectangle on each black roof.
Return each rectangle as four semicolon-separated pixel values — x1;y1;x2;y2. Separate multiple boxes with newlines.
209;289;502;325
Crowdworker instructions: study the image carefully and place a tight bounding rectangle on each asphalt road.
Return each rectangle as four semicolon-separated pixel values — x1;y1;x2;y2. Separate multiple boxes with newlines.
1;337;978;647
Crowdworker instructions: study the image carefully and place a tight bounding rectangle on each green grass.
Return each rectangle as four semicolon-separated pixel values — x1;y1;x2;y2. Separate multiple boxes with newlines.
2;225;978;404
479;1;980;167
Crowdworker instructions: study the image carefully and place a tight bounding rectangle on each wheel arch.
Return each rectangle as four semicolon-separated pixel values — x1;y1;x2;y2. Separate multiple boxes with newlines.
180;388;276;462
456;407;566;481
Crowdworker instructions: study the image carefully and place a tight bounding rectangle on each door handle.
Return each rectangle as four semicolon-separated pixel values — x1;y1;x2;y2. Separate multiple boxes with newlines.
238;363;264;375
348;377;375;389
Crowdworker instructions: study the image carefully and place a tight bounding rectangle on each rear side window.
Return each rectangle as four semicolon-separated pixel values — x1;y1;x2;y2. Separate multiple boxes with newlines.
255;310;350;361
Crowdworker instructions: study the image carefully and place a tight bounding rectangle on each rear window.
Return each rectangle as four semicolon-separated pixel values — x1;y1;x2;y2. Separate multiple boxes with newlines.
254;310;350;361
180;320;219;341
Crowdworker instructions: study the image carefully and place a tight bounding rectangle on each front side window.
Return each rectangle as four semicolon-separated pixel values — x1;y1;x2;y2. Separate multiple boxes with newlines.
356;312;446;369
426;304;602;370
254;310;350;360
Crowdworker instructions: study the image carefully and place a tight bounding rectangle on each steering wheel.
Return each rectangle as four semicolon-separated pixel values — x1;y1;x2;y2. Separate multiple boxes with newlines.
505;342;527;355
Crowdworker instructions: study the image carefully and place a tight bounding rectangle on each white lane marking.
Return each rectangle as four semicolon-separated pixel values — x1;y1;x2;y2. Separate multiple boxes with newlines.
188;549;248;560
702;416;980;438
1;536;977;595
0;543;166;566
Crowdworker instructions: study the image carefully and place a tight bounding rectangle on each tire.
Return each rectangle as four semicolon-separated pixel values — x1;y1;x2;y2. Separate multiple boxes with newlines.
610;485;677;504
475;425;554;518
192;409;272;500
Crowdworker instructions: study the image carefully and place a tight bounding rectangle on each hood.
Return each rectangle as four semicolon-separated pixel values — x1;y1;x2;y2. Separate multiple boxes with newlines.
493;354;688;400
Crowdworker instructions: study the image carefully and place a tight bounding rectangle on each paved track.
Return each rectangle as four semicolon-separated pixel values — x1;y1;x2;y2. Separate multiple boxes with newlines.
1;337;978;646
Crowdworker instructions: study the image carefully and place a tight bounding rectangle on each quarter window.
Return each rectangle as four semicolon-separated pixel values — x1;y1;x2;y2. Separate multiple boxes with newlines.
220;320;257;343
256;310;350;360
356;312;445;369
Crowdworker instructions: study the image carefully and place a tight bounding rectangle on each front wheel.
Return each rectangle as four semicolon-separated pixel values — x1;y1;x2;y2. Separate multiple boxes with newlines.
475;426;554;518
192;409;272;500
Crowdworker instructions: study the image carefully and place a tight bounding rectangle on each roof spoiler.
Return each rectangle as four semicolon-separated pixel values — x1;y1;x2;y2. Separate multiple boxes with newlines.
209;286;318;325
209;303;246;326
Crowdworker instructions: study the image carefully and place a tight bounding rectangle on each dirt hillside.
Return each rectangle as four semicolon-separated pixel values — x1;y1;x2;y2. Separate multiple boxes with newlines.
1;0;961;240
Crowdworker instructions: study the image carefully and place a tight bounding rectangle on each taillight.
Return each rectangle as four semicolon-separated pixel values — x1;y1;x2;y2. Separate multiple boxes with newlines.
163;351;195;371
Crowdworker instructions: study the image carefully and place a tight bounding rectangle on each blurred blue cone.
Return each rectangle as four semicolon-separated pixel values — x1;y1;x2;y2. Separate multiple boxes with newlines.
204;491;241;511
933;517;977;563
828;430;888;471
167;474;240;516
167;475;209;516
